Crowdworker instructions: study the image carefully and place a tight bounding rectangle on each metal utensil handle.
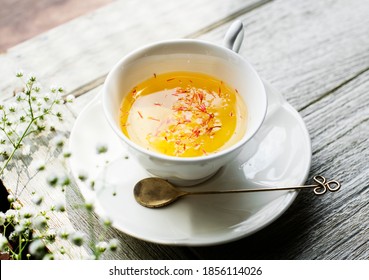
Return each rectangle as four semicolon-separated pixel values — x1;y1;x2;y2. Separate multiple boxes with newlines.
186;176;341;196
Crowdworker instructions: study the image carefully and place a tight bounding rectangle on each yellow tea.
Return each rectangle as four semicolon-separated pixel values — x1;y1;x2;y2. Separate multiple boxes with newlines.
119;71;247;157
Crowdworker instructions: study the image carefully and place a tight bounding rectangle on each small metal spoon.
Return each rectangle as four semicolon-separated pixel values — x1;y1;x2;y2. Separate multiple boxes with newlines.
133;175;340;208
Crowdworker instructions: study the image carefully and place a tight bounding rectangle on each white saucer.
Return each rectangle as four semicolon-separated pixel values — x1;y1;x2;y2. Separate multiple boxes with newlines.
69;81;311;246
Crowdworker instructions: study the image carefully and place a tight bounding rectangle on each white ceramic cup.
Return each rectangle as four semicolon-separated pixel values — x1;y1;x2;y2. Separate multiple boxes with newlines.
103;21;267;185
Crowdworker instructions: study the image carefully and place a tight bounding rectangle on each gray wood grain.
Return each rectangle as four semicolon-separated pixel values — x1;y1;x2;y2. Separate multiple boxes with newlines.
1;0;368;259
197;0;369;111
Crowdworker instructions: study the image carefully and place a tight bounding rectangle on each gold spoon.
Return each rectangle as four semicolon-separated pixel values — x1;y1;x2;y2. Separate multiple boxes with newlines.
133;175;340;208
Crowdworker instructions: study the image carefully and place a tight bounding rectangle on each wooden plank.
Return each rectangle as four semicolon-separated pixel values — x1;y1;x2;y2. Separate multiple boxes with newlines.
196;0;369;111
0;0;267;99
68;0;369;114
2;0;368;260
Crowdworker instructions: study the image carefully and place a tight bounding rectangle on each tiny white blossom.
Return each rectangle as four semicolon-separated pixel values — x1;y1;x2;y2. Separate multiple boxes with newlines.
69;231;85;246
96;241;108;253
43;254;55;260
62;148;72;158
6;102;18;113
0;234;8;251
46;173;59;187
108;238;119;252
96;142;108;154
77;170;89;182
45;229;57;243
84;198;95;212
28;239;46;257
7;194;15;203
0;212;6;226
27;73;37;83
14;224;26;234
53;201;66;212
59;174;71;186
5;209;17;220
3;145;13;157
65;94;75;103
50;85;58;93
20;206;36;218
19;218;32;229
52;134;65;147
42;93;51;103
32;159;46;171
32;82;41;92
57;227;73;240
15;91;26;102
100;215;112;227
32;215;47;230
15;69;24;77
31;193;43;206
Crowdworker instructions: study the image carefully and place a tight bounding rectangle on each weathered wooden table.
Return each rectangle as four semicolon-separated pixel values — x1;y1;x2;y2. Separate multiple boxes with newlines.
1;0;368;259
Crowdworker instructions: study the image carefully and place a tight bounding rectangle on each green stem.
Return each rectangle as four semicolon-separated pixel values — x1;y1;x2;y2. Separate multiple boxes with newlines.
0;118;35;190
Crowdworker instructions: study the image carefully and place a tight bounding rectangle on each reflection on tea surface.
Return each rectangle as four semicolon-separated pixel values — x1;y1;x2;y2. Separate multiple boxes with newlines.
120;71;247;157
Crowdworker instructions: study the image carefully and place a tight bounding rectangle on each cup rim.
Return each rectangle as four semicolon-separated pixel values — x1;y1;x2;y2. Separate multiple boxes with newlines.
103;38;267;163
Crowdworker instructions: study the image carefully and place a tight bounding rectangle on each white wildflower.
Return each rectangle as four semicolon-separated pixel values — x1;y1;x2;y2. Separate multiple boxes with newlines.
46;173;58;187
3;145;14;157
6;102;18;113
15;91;26;102
15;69;24;77
27;73;37;83
32;159;46;171
31;193;43;206
7;194;15;203
100;215;112;227
0;234;8;251
53;201;66;212
57;227;73;240
0;212;6;226
20;206;36;218
32;215;47;230
59;174;71;186
69;231;85;246
45;229;57;243
28;239;46;258
42;92;51;103
43;254;55;260
65;94;75;103
52;134;65;147
5;209;17;222
14;224;26;234
96;241;108;253
62;148;72;158
108;238;119;252
19;218;32;229
96;142;108;154
50;85;58;93
84;197;95;212
77;170;88;182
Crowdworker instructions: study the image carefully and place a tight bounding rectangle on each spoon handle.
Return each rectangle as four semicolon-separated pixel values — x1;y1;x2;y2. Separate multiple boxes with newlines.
186;175;340;196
